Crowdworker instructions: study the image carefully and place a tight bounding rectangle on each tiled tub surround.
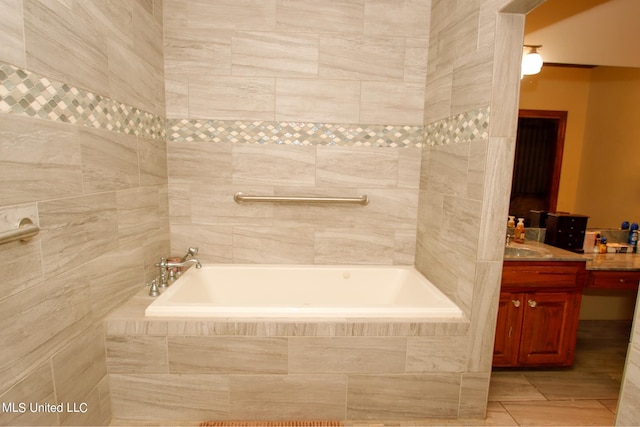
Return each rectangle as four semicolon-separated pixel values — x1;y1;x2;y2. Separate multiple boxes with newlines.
107;290;470;422
167;137;422;266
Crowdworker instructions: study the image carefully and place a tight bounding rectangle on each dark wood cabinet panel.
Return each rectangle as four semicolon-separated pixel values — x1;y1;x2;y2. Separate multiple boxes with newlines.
494;261;585;367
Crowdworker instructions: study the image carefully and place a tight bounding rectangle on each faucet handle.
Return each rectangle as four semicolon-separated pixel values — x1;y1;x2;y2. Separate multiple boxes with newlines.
148;279;160;297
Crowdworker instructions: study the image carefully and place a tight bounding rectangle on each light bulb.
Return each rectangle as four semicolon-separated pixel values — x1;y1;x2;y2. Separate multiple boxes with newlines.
521;48;543;76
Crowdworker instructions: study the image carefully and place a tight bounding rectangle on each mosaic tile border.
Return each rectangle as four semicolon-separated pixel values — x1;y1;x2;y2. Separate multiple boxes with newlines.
167;118;424;148
0;62;165;140
0;62;489;148
424;106;490;146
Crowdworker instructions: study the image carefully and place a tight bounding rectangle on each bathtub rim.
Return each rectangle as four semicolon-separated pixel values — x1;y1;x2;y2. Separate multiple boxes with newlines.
144;263;465;320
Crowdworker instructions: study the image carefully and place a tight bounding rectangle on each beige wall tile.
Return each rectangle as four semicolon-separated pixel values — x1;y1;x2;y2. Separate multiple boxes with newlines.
168;140;232;185
51;325;107;424
233;227;315;264
132;1;163;71
0;204;43;300
168;337;288;374
289;337;407;373
424;142;470;197
107;38;158;115
364;0;430;38
80;127;139;192
319;35;405;81
0;114;82;206
458;373;491;418
170;224;234;264
116;188;160;245
232;31;319;78
168;183;192;223
0;0;25;67
0;268;92;396
275;78;360;123
276;0;364;34
314;229;395;265
232;144;316;186
230;374;346;420
406;336;468;372
85;245;146;321
139;136;168;186
39;193;119;279
346;373;461;419
398;147;422;189
24;0;110;96
186;0;276;31
191;185;274;226
189;76;275;121
106;336;168;374
164;75;189;119
477;137;516;261
316;146;398;188
164;28;231;77
110;374;229;420
452;46;494;115
0;361;57;426
394;229;417;265
404;37;429;83
360;81;425;125
490;12;526;138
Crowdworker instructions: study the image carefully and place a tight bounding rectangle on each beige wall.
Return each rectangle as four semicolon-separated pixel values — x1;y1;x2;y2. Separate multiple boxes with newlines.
0;1;168;425
575;66;640;228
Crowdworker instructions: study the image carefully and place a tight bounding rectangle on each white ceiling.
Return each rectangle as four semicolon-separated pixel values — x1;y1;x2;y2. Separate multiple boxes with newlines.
524;0;640;68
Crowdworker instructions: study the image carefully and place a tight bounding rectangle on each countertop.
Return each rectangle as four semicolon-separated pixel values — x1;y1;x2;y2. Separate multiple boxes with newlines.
504;240;640;271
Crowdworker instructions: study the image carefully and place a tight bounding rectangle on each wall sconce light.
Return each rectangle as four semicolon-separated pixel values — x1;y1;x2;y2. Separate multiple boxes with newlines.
522;45;543;77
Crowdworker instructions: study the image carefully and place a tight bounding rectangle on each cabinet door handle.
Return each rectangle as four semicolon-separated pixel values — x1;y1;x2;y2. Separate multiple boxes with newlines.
528;299;537;308
512;299;521;308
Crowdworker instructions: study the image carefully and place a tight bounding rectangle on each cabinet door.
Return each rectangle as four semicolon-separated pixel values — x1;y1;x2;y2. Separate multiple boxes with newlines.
493;292;524;367
517;291;581;366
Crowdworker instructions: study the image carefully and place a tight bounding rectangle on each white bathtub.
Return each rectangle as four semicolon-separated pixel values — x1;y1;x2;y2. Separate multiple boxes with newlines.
144;264;464;319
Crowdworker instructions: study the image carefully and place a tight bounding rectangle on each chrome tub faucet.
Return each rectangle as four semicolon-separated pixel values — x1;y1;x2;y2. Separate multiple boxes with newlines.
154;255;202;289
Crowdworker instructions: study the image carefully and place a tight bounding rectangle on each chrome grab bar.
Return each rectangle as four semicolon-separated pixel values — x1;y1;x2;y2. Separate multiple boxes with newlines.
0;218;40;245
233;192;369;205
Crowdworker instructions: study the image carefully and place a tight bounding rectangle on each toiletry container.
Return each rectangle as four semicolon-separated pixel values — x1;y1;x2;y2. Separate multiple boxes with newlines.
514;218;525;243
628;223;638;252
530;210;548;227
507;216;515;227
544;213;589;253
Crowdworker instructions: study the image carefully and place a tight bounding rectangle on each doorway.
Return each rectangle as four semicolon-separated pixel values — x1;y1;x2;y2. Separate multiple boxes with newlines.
509;109;567;225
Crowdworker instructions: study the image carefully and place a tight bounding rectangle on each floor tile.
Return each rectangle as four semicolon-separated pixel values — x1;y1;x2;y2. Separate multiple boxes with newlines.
501;400;616;426
488;373;546;402
523;371;622;400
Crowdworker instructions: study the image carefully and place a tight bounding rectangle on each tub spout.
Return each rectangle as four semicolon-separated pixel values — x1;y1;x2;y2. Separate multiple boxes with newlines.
167;258;202;270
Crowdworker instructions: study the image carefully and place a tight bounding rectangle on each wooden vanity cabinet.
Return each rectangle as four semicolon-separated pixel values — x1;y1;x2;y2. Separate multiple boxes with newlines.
586;270;640;290
493;261;586;367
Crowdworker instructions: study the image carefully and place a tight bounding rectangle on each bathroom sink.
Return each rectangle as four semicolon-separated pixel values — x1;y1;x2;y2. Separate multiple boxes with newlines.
504;245;553;258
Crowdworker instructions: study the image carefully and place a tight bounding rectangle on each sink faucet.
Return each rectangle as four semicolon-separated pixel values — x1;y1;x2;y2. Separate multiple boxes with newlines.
155;257;202;288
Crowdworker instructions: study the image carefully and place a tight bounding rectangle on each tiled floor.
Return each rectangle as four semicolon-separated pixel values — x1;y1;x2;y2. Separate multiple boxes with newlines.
485;320;631;426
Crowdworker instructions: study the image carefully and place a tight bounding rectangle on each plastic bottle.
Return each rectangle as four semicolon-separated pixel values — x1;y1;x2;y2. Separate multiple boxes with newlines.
507;216;515;227
598;237;608;254
628;223;639;253
514;218;525;243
